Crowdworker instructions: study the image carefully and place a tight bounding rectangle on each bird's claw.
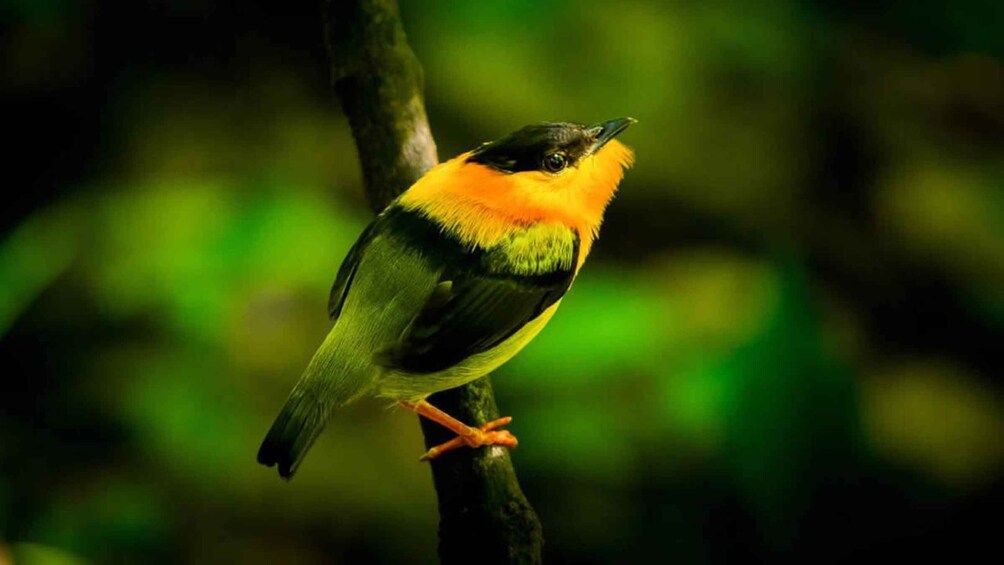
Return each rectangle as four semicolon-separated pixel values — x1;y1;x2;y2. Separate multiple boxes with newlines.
420;417;518;461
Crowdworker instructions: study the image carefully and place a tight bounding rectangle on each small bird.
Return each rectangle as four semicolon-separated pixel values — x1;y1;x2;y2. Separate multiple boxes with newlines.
258;118;636;478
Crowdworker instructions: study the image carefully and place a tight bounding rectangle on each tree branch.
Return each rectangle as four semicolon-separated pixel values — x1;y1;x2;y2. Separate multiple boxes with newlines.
323;0;437;211
321;1;544;562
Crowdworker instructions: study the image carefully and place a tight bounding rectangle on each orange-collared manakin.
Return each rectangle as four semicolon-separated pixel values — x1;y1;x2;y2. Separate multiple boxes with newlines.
258;118;636;478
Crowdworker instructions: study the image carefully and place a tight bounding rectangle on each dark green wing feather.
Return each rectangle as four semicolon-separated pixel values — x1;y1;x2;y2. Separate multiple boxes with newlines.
328;204;580;374
385;225;580;374
328;221;378;321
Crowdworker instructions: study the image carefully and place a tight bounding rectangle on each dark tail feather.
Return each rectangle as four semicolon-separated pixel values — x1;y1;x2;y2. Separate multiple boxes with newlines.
259;332;372;479
257;389;330;479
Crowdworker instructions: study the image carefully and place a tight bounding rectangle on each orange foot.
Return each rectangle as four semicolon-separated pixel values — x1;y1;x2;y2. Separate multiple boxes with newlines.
400;400;518;461
420;416;518;461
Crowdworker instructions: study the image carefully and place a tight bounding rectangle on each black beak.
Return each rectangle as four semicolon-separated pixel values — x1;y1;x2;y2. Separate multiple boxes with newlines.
586;117;637;154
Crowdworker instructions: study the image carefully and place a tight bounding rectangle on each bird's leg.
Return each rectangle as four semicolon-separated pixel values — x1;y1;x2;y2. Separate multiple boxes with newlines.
400;399;518;461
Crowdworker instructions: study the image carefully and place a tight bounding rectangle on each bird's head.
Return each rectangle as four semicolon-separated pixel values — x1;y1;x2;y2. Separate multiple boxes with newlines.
400;118;635;247
468;118;636;179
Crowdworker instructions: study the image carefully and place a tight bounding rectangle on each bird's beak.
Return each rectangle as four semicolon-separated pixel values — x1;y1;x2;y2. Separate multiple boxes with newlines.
586;117;637;155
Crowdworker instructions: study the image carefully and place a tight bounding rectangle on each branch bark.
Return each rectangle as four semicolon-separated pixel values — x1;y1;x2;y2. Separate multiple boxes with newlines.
321;1;544;562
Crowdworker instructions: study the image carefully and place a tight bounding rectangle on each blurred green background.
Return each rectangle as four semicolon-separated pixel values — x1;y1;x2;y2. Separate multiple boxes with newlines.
1;0;1002;563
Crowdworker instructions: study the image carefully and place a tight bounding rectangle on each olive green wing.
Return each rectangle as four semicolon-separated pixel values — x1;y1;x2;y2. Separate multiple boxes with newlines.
383;226;580;374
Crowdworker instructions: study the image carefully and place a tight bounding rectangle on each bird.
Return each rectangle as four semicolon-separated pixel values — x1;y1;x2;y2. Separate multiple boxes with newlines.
258;118;636;478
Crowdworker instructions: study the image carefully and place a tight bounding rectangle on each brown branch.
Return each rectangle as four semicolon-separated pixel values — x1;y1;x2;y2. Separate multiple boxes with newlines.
321;1;544;562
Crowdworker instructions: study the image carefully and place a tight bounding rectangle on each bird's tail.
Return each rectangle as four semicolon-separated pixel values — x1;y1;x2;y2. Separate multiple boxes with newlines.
257;333;371;479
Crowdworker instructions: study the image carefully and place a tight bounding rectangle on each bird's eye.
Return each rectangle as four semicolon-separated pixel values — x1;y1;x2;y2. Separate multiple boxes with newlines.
542;153;567;173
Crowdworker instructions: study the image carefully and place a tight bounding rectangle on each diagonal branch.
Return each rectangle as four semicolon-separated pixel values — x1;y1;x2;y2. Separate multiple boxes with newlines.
321;1;544;562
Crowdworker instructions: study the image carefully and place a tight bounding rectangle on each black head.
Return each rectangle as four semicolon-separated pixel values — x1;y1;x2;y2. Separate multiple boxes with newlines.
467;118;636;174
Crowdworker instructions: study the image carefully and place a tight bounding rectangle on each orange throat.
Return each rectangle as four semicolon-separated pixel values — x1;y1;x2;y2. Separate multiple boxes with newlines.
397;139;634;263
